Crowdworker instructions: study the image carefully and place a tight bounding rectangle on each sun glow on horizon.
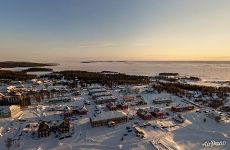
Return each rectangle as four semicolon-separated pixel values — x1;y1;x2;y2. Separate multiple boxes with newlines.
0;0;230;61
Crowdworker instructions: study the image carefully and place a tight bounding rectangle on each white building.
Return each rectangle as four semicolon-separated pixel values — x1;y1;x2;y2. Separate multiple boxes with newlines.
94;96;117;104
90;111;128;127
0;105;21;118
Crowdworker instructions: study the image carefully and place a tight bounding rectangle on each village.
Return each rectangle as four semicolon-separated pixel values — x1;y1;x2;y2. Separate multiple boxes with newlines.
0;72;230;150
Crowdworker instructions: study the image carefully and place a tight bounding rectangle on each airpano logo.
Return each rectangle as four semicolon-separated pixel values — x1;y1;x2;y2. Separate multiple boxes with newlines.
202;140;227;148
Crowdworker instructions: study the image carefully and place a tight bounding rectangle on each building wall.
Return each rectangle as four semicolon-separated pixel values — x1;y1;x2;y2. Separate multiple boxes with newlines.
94;98;116;104
10;105;21;118
90;116;128;127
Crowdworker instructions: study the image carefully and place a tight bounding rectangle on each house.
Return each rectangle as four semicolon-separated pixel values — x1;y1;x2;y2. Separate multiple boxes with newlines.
63;110;74;118
64;105;88;117
136;100;147;105
88;85;102;90
171;104;195;112
0;105;21;118
137;109;152;120
89;88;107;95
0;93;31;106
152;98;172;104
116;102;128;110
221;105;230;112
92;92;112;99
21;123;39;136
76;106;88;115
37;119;71;138
123;95;135;102
47;97;71;104
107;102;128;111
38;121;51;138
149;107;165;119
94;96;117;104
106;102;118;111
90;111;128;127
209;99;224;109
58;118;70;134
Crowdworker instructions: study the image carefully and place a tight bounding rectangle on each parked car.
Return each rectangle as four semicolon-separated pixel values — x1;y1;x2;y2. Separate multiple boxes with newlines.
173;114;185;123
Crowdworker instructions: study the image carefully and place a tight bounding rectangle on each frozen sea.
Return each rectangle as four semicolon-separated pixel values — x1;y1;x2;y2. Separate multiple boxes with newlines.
51;61;230;81
2;61;230;81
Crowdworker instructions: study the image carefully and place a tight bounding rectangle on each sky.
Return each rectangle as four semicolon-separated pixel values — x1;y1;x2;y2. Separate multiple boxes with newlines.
0;0;230;62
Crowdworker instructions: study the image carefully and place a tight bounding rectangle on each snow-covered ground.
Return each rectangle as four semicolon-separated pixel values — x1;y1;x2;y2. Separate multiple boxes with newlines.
0;88;229;150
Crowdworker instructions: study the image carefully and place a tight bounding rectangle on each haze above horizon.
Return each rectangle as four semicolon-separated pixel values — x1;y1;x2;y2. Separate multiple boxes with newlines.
0;0;230;62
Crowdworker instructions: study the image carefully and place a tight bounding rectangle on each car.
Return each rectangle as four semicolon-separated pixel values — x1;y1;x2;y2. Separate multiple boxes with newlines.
173;114;185;123
95;110;101;114
123;133;128;136
128;130;132;132
143;122;151;126
139;124;145;128
59;137;64;140
65;135;72;138
84;100;91;105
146;123;151;126
126;127;131;130
129;116;135;120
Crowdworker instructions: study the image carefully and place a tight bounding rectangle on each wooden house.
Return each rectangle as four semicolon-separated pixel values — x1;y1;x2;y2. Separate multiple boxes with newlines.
171;105;194;112
149;108;165;119
38;121;51;138
137;109;152;120
106;102;118;111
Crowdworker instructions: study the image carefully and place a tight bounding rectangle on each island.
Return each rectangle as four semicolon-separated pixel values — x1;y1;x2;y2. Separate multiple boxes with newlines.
80;61;127;63
0;61;58;68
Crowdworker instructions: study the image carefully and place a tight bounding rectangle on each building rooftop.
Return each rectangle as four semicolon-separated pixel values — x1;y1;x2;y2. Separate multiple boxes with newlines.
92;92;112;97
90;111;127;122
95;96;117;101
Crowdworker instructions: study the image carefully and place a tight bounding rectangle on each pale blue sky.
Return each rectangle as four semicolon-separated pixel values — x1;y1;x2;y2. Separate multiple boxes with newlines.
0;0;230;62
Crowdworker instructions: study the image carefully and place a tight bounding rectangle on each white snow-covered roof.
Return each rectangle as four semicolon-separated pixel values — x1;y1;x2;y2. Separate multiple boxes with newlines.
89;88;106;93
153;97;172;102
90;111;127;122
92;92;112;97
47;85;66;91
95;96;117;101
0;106;10;114
88;85;102;90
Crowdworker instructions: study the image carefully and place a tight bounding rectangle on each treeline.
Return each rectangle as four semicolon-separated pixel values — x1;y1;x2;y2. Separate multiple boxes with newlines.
154;75;201;82
159;73;179;76
0;70;36;80
153;82;230;97
22;67;53;72
56;71;150;86
181;76;201;81
153;83;185;96
159;82;230;93
154;76;178;82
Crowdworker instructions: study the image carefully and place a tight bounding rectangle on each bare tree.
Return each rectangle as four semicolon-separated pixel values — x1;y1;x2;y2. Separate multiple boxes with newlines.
6;138;13;150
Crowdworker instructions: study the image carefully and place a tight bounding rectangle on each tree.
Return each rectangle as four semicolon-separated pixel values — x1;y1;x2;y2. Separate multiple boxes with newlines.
203;118;206;122
6;138;13;150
